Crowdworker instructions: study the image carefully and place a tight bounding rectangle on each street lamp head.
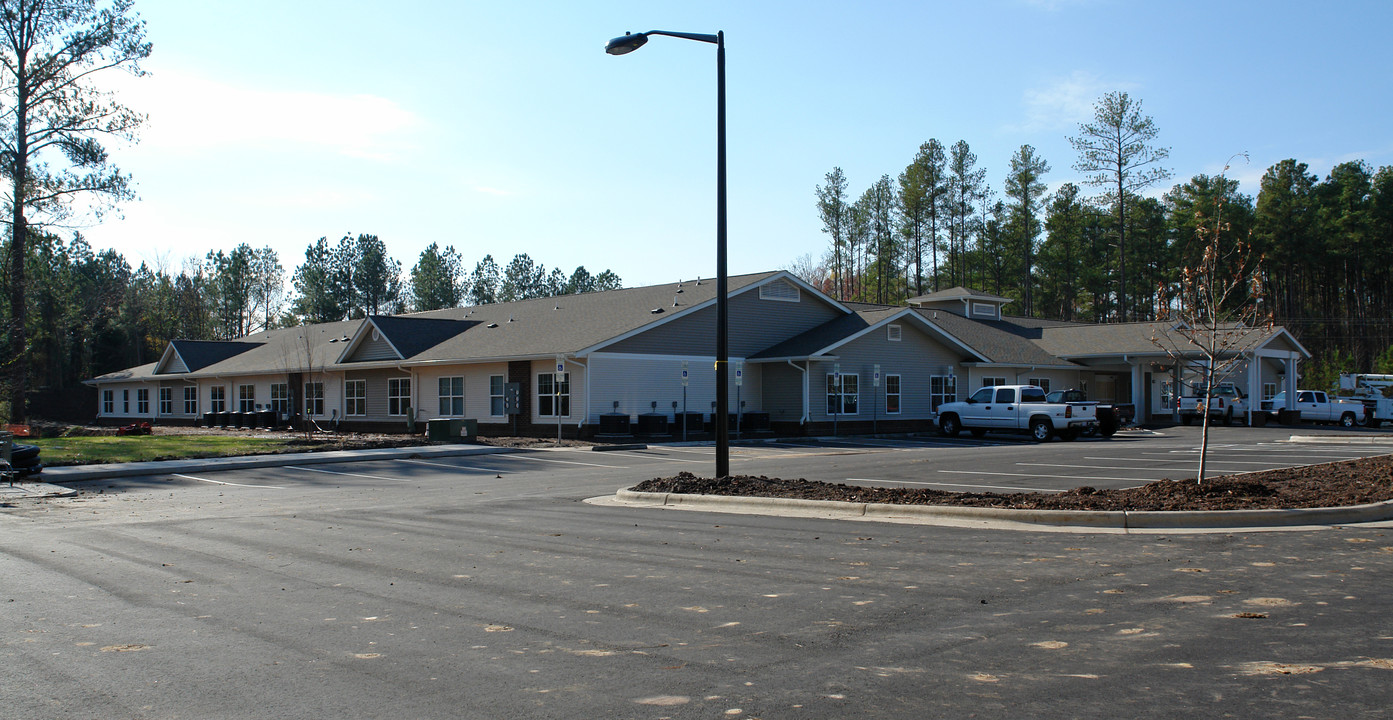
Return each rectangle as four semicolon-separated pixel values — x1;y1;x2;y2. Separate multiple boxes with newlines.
605;32;648;55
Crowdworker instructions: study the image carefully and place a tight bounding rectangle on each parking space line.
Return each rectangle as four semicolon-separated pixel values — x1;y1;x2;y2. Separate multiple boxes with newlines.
495;454;628;469
848;478;1064;493
1018;462;1196;472
287;466;410;482
172;473;284;489
402;459;499;472
938;469;1139;482
591;450;712;465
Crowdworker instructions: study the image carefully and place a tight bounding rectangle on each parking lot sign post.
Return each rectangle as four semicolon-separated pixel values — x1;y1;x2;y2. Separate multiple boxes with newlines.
832;363;841;438
873;364;880;434
556;356;565;444
681;361;689;442
735;361;743;439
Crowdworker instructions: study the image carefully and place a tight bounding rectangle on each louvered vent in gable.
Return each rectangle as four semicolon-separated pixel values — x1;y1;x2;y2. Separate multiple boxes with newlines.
759;279;800;302
887;324;902;341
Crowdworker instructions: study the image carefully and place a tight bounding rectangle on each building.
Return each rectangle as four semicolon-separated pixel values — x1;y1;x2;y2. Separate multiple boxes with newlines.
86;271;1309;435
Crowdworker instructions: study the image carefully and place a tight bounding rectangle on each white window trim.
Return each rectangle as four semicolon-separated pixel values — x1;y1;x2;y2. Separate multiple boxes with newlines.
885;374;901;415
183;386;198;415
489;374;506;417
159;387;173;416
270;383;290;415
438;376;465;417
210;386;226;413
136;387;150;415
971;301;996;317
826;373;860;416
238;384;256;413
1027;377;1051;393
102;389;114;414
887;324;902;341
304;381;325;417
930;374;957;412
982;376;1006;387
345;379;368;417
537;372;571;418
388;377;411;416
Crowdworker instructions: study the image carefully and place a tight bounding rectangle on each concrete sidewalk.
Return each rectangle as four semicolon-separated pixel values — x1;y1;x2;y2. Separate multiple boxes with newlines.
3;444;520;499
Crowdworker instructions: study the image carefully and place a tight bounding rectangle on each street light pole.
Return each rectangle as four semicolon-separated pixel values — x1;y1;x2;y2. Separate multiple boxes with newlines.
607;29;730;479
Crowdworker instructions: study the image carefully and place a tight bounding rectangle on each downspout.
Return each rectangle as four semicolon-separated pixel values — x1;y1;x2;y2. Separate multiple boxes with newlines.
787;359;808;424
569;357;588;429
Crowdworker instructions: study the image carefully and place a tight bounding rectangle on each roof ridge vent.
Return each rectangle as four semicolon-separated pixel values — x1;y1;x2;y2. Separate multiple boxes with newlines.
486;322;498;328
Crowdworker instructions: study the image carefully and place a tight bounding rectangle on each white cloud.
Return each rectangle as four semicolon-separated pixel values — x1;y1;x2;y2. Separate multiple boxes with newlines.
1010;71;1135;133
107;66;422;161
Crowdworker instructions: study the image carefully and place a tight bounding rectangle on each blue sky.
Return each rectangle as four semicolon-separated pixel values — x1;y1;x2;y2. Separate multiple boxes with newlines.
82;0;1393;290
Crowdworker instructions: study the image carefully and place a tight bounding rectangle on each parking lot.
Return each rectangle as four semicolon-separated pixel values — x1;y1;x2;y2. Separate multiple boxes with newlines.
4;424;1393;719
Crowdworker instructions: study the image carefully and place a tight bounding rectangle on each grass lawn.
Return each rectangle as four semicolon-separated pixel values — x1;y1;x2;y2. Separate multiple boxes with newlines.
29;435;299;465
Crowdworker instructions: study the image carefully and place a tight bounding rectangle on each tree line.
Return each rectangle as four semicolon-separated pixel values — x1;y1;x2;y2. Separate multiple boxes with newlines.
6;230;622;406
801;91;1393;379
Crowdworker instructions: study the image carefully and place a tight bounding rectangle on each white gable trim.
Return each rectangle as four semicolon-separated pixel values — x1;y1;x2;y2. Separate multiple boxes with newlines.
577;271;852;356
803;309;991;363
335;318;405;364
154;344;189;374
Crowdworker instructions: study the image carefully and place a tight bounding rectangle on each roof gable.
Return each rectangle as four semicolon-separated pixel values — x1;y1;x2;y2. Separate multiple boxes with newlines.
155;340;261;374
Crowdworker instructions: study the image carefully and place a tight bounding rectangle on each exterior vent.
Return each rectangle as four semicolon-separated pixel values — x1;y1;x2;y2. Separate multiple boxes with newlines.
759;280;800;303
650;307;664;314
887;324;902;341
971;302;996;317
487;322;498;328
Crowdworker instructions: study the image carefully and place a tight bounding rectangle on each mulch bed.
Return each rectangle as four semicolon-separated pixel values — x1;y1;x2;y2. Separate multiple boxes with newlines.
632;454;1393;511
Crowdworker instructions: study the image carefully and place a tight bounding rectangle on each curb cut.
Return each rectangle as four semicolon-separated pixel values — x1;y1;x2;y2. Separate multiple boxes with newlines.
1289;435;1393;445
612;489;1393;530
592;444;648;452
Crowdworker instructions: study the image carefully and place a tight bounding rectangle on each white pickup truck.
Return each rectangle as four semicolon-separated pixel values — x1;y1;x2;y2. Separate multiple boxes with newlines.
1261;390;1364;427
936;384;1100;442
1177;382;1248;425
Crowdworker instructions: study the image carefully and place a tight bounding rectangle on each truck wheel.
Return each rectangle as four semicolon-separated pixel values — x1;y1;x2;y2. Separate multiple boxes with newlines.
969;428;987;438
939;414;961;437
1341;412;1357;428
1222;408;1234;426
1029;418;1053;442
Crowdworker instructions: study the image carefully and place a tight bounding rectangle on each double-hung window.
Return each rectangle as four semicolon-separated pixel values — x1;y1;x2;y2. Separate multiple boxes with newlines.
930;375;957;411
885;374;901;414
537;372;570;417
489;375;505;416
439;377;464;416
159;387;173;415
345;380;367;416
184;386;198;414
1027;377;1051;393
304;382;324;416
826;373;859;415
982;376;1006;387
137;388;150;415
388;378;411;416
102;390;114;414
123;389;130;413
270;383;289;415
210;386;226;413
239;384;256;412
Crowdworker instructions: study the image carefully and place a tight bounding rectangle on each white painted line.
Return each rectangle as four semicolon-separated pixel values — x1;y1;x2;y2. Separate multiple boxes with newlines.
593;451;711;465
847;478;1061;493
287;466;410;482
172;473;284;489
402;459;499;472
937;469;1140;482
1018;462;1194;472
495;454;628;469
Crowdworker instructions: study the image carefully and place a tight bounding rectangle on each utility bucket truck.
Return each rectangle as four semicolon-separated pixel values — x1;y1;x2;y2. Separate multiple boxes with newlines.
1338;373;1393;427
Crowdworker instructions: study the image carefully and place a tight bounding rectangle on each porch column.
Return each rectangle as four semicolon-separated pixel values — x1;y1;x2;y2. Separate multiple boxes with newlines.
1130;362;1144;421
1248;352;1261;426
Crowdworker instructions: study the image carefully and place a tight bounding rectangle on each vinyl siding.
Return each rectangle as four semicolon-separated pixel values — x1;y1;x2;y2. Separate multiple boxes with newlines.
416;362;511;421
346;332;399;362
343;369;413;420
587;354;756;424
603;287;844;357
807;325;964;422
158;379;199;417
759;361;807;425
529;359;590;425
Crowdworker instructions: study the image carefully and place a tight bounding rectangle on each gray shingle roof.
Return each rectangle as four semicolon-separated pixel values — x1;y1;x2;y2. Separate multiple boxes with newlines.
164;340;262;373
362;316;479;360
749;307;906;360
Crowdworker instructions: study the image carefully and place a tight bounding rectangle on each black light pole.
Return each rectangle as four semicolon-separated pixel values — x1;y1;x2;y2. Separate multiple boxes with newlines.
607;29;730;479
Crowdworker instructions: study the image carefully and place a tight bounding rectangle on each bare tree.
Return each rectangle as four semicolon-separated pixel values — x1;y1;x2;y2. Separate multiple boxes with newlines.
1151;158;1270;483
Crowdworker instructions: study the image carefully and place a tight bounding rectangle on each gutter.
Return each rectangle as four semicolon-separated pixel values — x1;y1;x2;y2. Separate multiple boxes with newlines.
786;359;808;424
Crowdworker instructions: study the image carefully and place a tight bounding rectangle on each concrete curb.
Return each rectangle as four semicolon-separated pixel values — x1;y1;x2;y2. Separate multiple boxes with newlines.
612;489;1393;530
1289;435;1393;445
39;445;519;483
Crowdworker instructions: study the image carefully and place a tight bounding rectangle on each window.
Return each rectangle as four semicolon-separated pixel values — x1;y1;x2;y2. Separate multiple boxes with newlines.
994;387;1016;403
270;384;289;415
438;377;464;416
930;375;957;411
123;389;130;413
184;386;198;414
887;324;902;341
886;374;901;414
159;387;172;415
826;373;859;415
1262;383;1277;401
239;384;256;412
388;378;411;416
971;302;995;317
136;388;150;415
1161;381;1174;410
537;372;570;417
304;382;324;416
969;387;995;403
983;376;1006;387
210;386;226;413
489;375;505;416
1028;377;1051;393
102;389;114;414
345;380;367;416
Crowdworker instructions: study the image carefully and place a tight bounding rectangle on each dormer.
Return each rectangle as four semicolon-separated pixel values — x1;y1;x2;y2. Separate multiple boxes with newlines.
907;286;1011;321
